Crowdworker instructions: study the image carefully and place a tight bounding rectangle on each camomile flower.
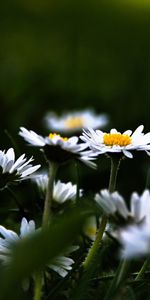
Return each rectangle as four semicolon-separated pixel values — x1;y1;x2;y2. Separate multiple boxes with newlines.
83;216;97;241
49;245;79;277
0;217;36;264
19;127;97;168
0;218;78;277
44;109;108;133
80;125;150;158
119;221;150;258
34;174;83;203
0;148;40;189
95;189;129;219
95;189;150;223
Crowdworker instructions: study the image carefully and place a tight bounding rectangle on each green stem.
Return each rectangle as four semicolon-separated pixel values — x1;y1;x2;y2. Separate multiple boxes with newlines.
34;162;58;299
33;272;43;300
42;162;58;228
76;161;80;201
83;215;107;268
104;156;132;299
7;186;25;215
108;155;121;192
116;259;130;286
83;156;120;269
135;258;150;281
104;260;130;300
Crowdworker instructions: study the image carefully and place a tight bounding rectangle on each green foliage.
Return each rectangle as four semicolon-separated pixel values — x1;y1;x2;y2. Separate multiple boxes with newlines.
0;205;92;300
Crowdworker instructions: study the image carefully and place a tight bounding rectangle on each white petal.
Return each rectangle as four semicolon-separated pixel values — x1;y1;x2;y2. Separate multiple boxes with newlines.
21;165;41;177
0;226;19;241
123;150;133;158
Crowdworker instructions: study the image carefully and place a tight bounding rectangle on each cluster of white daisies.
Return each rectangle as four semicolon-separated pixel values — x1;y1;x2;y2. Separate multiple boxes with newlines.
0;109;150;278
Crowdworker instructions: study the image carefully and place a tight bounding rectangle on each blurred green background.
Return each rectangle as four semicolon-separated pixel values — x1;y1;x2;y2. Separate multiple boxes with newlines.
1;0;150;217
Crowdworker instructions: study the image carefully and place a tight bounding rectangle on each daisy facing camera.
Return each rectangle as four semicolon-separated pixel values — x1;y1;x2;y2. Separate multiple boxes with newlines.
81;125;150;159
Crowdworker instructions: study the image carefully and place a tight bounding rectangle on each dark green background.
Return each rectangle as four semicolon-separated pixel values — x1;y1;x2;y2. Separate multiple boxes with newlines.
1;0;150;215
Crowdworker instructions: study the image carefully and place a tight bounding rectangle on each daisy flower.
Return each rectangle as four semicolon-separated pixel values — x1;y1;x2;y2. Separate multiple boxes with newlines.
0;217;36;264
19;127;97;168
0;218;78;277
34;174;83;203
119;221;150;258
83;216;97;241
49;245;79;277
80;125;150;158
95;189;150;223
95;189;129;219
44;109;108;133
0;148;40;189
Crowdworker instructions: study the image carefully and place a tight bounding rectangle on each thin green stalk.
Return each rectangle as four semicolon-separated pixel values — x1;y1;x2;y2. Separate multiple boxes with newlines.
7;186;25;215
83;216;107;268
108;155;121;192
33;272;43;300
116;259;130;286
104;260;130;300
34;162;58;299
135;258;150;281
75;161;80;201
42;162;58;227
83;156;121;269
104;157;132;299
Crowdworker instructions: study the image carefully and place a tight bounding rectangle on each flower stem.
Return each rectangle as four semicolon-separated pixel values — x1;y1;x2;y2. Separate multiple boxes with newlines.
108;155;121;192
83;215;107;268
34;163;58;299
33;272;42;300
115;259;130;286
135;258;150;281
83;155;121;269
104;260;130;300
42;162;58;228
76;161;80;201
104;156;131;299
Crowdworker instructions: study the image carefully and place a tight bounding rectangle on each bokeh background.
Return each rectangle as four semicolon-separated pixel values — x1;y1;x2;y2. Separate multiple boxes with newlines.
1;0;150;223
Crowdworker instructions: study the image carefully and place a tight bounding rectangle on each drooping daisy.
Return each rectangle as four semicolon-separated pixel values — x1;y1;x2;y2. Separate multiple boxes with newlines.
44;109;108;133
0;218;78;277
34;174;83;203
0;148;41;189
80;125;150;158
19;127;97;168
95;189;129;219
119;221;150;258
95;189;150;223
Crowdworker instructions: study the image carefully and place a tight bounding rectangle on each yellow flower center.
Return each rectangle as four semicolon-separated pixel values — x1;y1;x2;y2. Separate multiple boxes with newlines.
65;117;84;129
85;226;97;237
103;133;131;147
49;133;68;142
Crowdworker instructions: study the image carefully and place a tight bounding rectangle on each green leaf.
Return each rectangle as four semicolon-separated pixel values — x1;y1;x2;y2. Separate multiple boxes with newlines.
0;205;93;300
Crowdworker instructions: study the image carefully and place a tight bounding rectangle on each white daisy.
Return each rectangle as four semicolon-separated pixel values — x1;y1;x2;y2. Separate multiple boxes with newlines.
44;109;108;133
49;245;79;277
0;218;78;277
34;174;83;203
80;125;150;158
0;217;36;263
95;189;129;219
119;222;150;258
0;148;41;189
83;216;97;241
19;127;97;168
95;189;150;223
130;190;150;223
